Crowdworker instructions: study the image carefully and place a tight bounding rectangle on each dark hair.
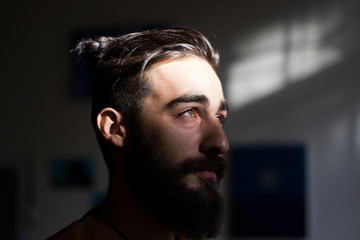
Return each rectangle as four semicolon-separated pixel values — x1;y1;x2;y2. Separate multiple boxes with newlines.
74;27;220;159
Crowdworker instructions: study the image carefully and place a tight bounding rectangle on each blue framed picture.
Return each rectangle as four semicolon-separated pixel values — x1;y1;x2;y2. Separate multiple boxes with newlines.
51;157;94;188
228;144;306;237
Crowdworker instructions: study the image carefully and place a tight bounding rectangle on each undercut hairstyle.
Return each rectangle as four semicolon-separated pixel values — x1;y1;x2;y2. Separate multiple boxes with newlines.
74;27;220;163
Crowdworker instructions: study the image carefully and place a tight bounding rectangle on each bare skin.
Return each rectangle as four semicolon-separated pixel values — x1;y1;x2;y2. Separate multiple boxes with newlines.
97;56;229;240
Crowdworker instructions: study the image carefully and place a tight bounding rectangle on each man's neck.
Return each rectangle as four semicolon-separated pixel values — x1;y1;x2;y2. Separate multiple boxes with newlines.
100;182;176;240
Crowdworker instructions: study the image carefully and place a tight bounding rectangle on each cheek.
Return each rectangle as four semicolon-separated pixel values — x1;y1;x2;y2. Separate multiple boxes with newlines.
151;125;202;163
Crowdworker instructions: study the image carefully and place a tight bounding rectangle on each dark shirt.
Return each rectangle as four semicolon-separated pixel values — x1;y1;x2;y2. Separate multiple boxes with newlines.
47;206;127;240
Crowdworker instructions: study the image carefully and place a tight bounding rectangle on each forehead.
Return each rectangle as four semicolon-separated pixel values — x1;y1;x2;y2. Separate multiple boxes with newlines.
144;57;225;104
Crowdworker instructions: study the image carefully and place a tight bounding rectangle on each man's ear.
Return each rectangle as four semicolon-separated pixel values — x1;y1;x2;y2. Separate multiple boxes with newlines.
96;108;127;147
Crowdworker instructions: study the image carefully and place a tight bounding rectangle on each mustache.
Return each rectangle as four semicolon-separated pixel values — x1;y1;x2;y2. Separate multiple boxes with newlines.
178;156;227;182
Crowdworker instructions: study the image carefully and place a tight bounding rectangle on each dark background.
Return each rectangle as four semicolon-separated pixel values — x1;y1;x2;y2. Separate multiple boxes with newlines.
1;0;360;239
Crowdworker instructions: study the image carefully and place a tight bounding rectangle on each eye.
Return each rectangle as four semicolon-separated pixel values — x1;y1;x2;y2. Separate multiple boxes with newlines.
182;108;197;118
216;115;227;126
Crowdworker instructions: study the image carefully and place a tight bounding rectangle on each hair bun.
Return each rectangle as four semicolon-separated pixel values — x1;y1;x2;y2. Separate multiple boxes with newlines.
73;36;113;70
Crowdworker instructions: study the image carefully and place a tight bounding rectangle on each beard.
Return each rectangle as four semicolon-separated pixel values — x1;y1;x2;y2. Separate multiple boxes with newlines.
125;122;226;239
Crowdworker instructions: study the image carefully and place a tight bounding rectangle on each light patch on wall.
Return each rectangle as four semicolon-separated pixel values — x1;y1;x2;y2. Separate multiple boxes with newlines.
228;47;285;108
227;18;342;109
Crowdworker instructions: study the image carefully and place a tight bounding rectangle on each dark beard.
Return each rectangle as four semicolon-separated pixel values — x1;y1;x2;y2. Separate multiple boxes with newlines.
125;124;226;239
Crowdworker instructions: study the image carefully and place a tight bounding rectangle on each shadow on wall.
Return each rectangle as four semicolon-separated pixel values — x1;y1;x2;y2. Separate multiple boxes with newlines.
223;1;360;239
226;0;360;111
226;53;360;141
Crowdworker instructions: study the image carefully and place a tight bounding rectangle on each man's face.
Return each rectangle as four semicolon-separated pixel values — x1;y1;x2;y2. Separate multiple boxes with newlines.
142;56;229;186
126;56;229;239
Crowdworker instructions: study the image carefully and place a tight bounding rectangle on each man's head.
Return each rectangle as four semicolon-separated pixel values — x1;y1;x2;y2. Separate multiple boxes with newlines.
75;27;229;239
75;27;219;161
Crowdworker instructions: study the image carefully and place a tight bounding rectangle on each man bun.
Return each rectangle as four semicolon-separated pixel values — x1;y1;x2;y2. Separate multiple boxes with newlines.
74;36;114;71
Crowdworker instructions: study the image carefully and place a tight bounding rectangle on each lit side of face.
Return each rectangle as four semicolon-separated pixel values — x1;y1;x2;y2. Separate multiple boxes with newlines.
140;56;229;188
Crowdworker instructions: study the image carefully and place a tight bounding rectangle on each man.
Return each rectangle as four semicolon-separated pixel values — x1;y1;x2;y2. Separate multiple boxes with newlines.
48;27;229;240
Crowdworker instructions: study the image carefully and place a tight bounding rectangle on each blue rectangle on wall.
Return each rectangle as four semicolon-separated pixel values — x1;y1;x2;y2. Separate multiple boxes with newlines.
229;144;306;237
51;157;94;188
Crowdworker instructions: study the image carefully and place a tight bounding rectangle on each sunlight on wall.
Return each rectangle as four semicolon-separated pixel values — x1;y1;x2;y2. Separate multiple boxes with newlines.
227;17;342;109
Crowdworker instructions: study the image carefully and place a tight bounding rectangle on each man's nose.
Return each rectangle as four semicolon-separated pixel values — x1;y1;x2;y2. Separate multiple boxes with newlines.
199;119;229;155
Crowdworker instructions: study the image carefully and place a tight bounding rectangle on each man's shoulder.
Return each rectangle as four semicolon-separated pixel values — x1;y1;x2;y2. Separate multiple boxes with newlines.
46;206;125;240
46;218;90;240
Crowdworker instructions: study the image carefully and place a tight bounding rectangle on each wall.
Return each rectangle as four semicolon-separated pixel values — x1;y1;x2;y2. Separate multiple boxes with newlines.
1;0;359;239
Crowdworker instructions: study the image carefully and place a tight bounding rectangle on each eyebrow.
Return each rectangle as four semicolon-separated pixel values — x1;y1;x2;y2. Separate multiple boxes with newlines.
166;94;229;112
219;100;229;112
166;94;209;109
